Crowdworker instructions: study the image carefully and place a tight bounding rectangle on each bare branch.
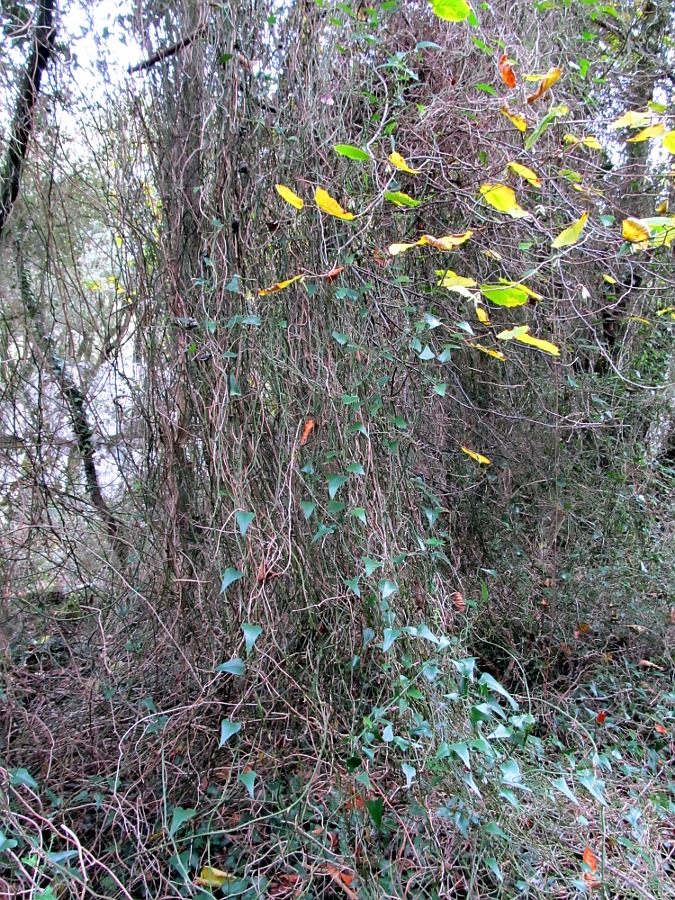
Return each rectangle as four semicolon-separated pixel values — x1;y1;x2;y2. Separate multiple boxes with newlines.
128;24;207;74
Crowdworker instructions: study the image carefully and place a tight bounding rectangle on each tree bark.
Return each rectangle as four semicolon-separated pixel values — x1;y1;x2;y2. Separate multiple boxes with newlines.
0;0;56;240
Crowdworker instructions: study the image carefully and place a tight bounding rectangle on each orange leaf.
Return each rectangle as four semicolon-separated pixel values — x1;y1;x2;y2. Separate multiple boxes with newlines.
596;711;606;724
322;265;344;282
583;847;597;873
655;723;667;735
373;248;389;267
527;66;562;103
300;418;316;446
499;55;516;89
453;592;467;612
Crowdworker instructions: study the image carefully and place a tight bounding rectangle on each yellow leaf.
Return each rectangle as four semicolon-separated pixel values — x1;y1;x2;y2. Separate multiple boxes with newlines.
390;233;472;255
627;316;651;325
388;151;422;174
526;66;562;103
522;71;551;81
480;184;531;219
388;241;418;256
656;199;669;214
602;274;617;284
467;341;506;362
462;446;491;465
507;162;542;187
419;231;473;250
622;218;651;244
469;342;506;360
315;187;355;220
563;133;602;150
552;212;588;249
611;110;650;129
195;867;237;888
628;123;665;142
662;130;675;154
500;104;528;132
572;183;603;197
275;184;304;210
497;325;560;356
657;306;675;317
259;274;305;296
437;270;478;297
475;305;491;325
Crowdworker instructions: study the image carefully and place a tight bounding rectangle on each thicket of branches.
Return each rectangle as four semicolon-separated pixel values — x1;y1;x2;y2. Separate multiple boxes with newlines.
1;0;674;896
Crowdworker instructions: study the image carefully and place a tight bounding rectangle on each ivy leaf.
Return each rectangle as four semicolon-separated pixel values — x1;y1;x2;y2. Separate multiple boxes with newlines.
449;742;471;769
366;796;384;828
235;510;255;536
168;806;196;838
578;770;608;806
389;231;472;255
498;55;516;89
326;473;348;499
215;658;245;676
221;568;244;593
551;776;579;805
219;720;242;747
238;769;257;798
242;622;263;656
479;671;519;709
299;500;316;520
9;768;38;790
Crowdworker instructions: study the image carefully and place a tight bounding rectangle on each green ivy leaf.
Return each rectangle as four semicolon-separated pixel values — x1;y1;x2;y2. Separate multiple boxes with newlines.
326;474;348;499
238;769;257;799
235;511;255;536
168;806;196;839
215;658;245;676
221;568;244;593
366;796;384;828
219;720;242;747
242;623;263;657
